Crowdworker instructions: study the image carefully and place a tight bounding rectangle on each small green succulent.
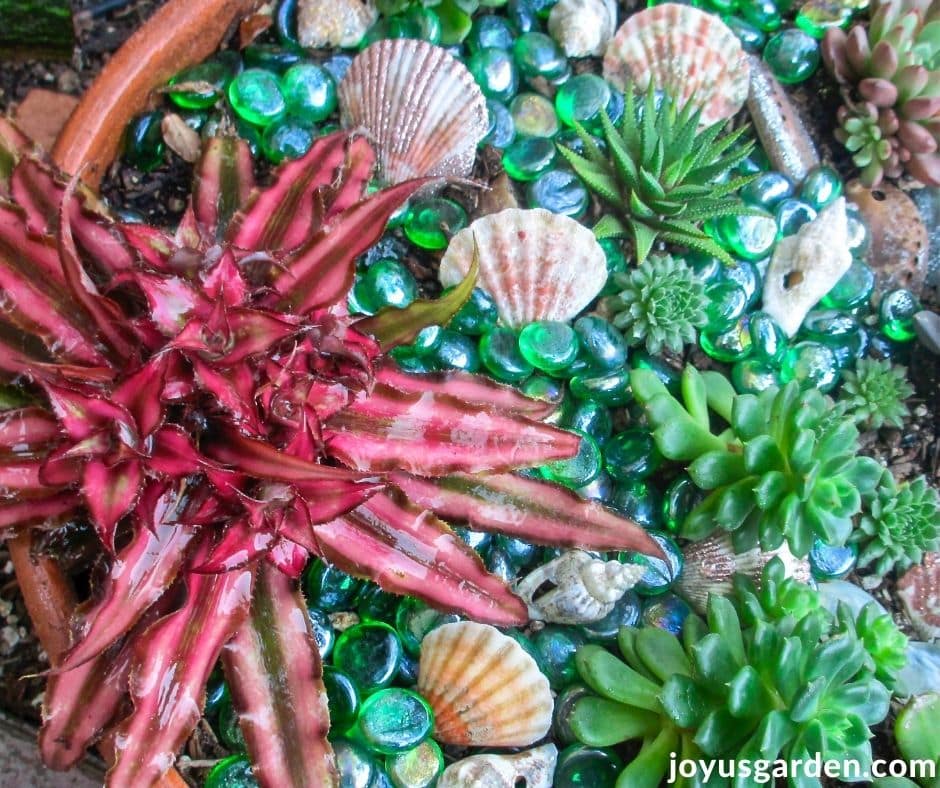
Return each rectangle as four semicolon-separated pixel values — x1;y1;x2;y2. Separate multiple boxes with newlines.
852;471;940;576
557;84;763;264
630;366;884;556
603;254;708;355
571;558;902;788
839;358;914;430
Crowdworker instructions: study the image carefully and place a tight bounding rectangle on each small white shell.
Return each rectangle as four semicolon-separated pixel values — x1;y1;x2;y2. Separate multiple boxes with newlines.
338;40;488;184
438;744;558;788
438;208;608;328
515;550;645;624
297;0;377;49
603;3;749;125
548;0;617;58
762;197;853;336
418;621;553;747
898;552;940;641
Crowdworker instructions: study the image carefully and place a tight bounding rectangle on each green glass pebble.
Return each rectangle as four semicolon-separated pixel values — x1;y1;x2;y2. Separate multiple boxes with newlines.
630;350;681;396
395;597;460;657
740;171;795;209
510;92;559;137
228;69;286;126
749;310;788;363
351;688;434;755
519;321;580;373
801;309;863;351
577;472;614;503
609;480;663;529
701;316;754;363
722;14;768;53
620;531;683;596
879;289;920;342
738;0;783;31
243;43;303;74
333;738;381;788
800;164;842;209
569;368;632;406
403;198;468;250
217;692;246;751
323;667;361;730
573;316;628;371
508;0;540;32
448;287;499;335
385;740;444;788
555;128;607;158
397;651;420;686
845;202;871;258
169;60;235;110
455;526;493;553
496;534;541;567
468;47;519;103
705;281;749;331
389;349;438;374
541;431;602;488
398;6;443;42
432;329;481;372
641;594;692;635
561;355;593;379
705;0;737;13
710;212;777;260
604;428;662;482
280;63;337;123
485;546;517;582
436;0;473;45
763;28;821;84
598;237;627;295
480;327;534;382
349;275;375;316
662;474;703;534
821;259;875;310
775;197;817;235
780;341;840;392
564;399;613;444
307;606;336;659
467;14;517;52
305;560;362;612
412;325;444;357
579;591;642;641
532;626;586;690
732;358;783;393
205;670;227;719
502;136;557;181
809;539;858;580
205;755;258;788
261;117;314;163
553;684;594;745
554;74;611;129
867;329;907;362
483;98;515;147
124;111;165;172
357;585;400;624
521;373;566;406
361;259;417;310
333;622;403;695
796;0;853;38
721;260;762;308
513;32;567;80
526;169;589;217
554;744;623;788
323;54;354;84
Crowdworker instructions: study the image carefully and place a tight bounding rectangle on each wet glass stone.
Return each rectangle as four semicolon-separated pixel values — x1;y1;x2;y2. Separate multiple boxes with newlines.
468;47;519;102
352;688;434;755
564;400;613;444
821;259;875;310
480;327;534;382
322;54;354;83
845;202;871;258
620;531;683;596
467;14;517;52
763;28;821;84
569;368;632;406
721;260;762;308
403;198;468;250
449;286;500;335
641;594;692;634
796;0;854;37
502;136;557;181
709;211;777;261
780;341;840;392
323;667;361;730
879;288;920;342
775;197;817;236
333;622;403;695
662;474;703;534
526;169;589;217
598;237;628;295
723;13;768;52
809;539;858;580
555;74;612;129
706;0;737;13
577;471;615;502
455;526;493;553
541;431;603;488
555;127;607;158
495;535;540;569
483;98;516;147
357;585;400;624
604;428;662;482
513;32;568;80
748;310;788;363
307;606;336;659
800;164;843;209
397;651;420;686
704;281;749;331
740;171;795;209
396;6;443;42
866;328;908;362
739;0;783;31
485;545;517;582
519;321;580;373
579;591;642;641
205;671;227;719
701;316;754;363
205;755;259;788
169;59;236;110
554;744;623;788
305;561;362;612
411;325;444;358
124;111;165;172
432;329;481;372
510;92;559;137
521;373;566;406
574;316;628;372
680;251;721;285
334;738;381;788
609;480;663;529
532;626;586;690
261;117;314;163
243;43;302;74
228;68;286;126
361;259;418;310
732;358;783;393
631;350;681;396
800;309;864;363
553;684;594;745
385;739;444;788
217;691;246;751
280;63;337;123
395;597;461;657
507;0;540;32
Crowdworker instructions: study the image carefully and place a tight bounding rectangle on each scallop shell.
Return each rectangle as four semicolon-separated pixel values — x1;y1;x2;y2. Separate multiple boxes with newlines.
338;40;488;184
602;3;750;126
898;552;940;641
548;0;617;58
677;532;812;614
418;621;553;747
438;208;608;328
297;0;377;49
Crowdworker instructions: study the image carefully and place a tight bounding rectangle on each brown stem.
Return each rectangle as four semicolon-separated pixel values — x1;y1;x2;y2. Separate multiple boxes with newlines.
52;0;266;187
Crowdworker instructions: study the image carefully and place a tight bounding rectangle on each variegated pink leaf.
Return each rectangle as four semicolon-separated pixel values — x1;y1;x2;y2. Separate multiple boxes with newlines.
0;457;57;491
322;135;375;222
118;224;178;271
265;538;309;578
193;517;276;574
0;494;80;530
194;137;255;240
0;407;61;450
81;459;143;551
192;358;262;435
0;117;29;195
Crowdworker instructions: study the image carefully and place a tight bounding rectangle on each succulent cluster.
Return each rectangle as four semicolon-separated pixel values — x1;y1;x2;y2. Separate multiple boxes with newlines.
853;471;940;576
822;0;940;187
571;558;905;788
602;254;709;355
838;358;914;430
557;84;762;264
630;366;884;556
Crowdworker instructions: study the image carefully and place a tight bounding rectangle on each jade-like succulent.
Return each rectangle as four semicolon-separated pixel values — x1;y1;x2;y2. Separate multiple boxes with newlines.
630;366;884;556
571;558;901;788
822;0;940;186
852;471;940;576
839;358;914;429
602;254;709;354
557;84;763;264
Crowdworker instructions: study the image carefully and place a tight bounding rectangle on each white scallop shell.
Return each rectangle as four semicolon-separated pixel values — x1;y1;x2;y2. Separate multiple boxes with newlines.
418;621;553;747
603;3;750;125
338;39;488;184
548;0;617;58
898;552;940;641
438;208;608;328
297;0;377;49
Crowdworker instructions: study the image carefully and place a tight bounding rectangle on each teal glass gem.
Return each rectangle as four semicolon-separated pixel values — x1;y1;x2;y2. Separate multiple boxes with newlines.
738;0;783;31
389;347;436;374
541;431;602;488
604;428;662;482
351;688;434;755
261;117;314;164
554;744;623;788
578;591;641;641
403;198;468;250
569;368;632;406
323;667;361;730
609;480;663;529
513;32;567;80
480;327;534;382
243;44;302;74
496;534;541;567
333;738;382;788
796;0;854;37
722;14;768;53
124;111;165;172
867;328;906;362
385;740;444;788
732;358;782;392
448;287;499;335
483;98;515;147
574;316;628;371
721;260;762;308
432;329;481;372
307;606;335;659
361;259;418;310
598;237;627;295
305;560;362;612
780;341;840;392
357;585;400;624
205;755;259;788
436;0;473;45
467;47;519;102
705;0;737;13
800;164;843;209
412;325;444;357
508;0;540;32
205;670;228;719
395;597;460;657
701;316;754;363
740;171;795;209
510;92;559;137
168;59;236;110
763;28;821;84
775;197;817;235
553;684;594;745
641;594;692;634
217;691;246;751
662;474;703;534
554;74;611;129
821;259;875;310
709;212;777;260
455;526;493;553
809;538;858;580
845;201;871;258
485;546;517;582
227;68;286;126
577;471;614;502
502;136;557;181
323;54;354;84
555;128;607;158
280;63;337;123
397;651;419;685
561;355;593;379
532;625;587;690
704;281;748;331
879;288;920;342
519;321;580;373
620;531;683;596
521;373;566;406
333;622;403;695
630;350;681;396
467;14;517;52
396;5;443;42
563;399;613;444
349;273;376;316
800;309;865;366
526;169;589;218
749;310;788;363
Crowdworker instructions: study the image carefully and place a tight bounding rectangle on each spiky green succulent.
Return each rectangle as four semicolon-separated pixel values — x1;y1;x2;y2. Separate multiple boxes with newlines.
557;84;764;264
602;254;708;354
839;358;914;429
630;366;885;556
570;558;903;788
852;471;940;576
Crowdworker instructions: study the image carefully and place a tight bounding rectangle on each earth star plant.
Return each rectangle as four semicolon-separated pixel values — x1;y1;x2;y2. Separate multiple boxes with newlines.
838;358;914;430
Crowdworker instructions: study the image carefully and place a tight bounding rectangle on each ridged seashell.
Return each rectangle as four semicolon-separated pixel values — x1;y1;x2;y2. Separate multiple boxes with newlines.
438;744;558;788
418;622;553;747
898;552;940;641
297;0;378;49
514;550;646;624
548;0;617;58
602;4;750;126
438;208;608;328
338;40;488;184
677;532;812;614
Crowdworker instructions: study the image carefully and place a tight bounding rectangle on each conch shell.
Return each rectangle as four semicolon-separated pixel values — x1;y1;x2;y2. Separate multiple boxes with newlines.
548;0;617;58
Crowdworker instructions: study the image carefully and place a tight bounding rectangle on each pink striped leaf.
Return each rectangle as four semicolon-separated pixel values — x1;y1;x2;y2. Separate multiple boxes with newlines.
0;407;61;449
194;136;255;240
0;494;80;531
